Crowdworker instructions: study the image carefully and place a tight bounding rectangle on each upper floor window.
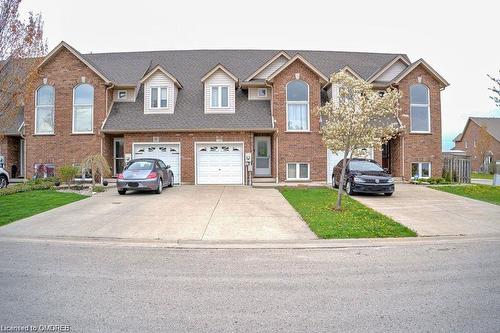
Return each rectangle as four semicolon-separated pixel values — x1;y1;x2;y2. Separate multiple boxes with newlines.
150;87;168;109
211;85;229;108
73;84;94;133
286;80;309;131
35;85;55;134
410;84;430;133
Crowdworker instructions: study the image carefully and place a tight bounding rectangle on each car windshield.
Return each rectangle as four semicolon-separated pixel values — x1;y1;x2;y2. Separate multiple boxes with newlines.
349;160;384;172
126;161;154;171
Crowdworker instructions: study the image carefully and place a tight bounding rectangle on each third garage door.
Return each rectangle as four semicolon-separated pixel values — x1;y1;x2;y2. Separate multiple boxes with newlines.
196;143;243;185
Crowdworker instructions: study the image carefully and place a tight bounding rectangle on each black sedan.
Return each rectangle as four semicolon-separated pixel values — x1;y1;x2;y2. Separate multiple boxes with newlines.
332;158;394;196
116;158;174;195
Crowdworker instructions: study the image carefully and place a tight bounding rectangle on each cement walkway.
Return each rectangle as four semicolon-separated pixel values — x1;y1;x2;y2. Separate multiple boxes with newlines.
0;186;316;241
353;183;500;236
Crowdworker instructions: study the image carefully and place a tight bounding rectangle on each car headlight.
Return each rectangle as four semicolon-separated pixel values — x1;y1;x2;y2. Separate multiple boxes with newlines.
387;177;394;183
353;176;366;183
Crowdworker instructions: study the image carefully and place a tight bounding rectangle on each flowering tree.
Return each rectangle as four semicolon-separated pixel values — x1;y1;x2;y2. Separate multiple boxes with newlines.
317;71;401;210
488;71;500;109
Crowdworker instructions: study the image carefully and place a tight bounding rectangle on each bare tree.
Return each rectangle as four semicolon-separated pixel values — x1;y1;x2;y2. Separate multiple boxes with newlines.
488;71;500;109
0;0;47;136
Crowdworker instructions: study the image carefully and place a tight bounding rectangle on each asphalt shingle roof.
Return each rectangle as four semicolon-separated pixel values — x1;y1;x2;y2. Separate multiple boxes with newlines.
81;49;407;131
470;117;500;143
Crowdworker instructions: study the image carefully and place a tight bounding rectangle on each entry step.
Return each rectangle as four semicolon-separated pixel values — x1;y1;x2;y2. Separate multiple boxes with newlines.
252;177;276;183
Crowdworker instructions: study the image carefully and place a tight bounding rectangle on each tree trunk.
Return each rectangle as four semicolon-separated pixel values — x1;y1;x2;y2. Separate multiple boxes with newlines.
336;148;350;210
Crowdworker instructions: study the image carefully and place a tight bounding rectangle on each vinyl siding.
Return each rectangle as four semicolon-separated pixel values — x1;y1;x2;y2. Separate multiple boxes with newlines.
204;69;236;113
254;55;288;79
375;60;407;82
248;87;271;100
143;71;176;114
113;88;135;102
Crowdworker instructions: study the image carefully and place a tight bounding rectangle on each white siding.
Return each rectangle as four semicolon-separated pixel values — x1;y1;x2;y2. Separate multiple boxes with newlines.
255;55;288;79
375;60;407;82
248;87;271;100
113;88;135;102
204;69;236;113
143;71;177;114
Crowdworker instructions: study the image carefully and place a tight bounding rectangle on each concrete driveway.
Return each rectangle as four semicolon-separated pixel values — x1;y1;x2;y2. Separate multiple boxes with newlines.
0;186;316;241
353;183;500;236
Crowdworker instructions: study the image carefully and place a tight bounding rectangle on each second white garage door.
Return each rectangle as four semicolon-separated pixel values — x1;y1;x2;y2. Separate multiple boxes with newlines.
327;148;374;184
196;143;243;185
133;143;180;184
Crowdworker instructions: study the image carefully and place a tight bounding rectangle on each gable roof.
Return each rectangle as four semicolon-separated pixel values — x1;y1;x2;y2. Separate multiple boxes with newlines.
339;65;363;80
470;117;500;142
392;58;449;87
367;55;410;83
266;54;329;84
38;41;111;84
200;64;239;83
244;51;291;81
453;132;463;142
140;64;183;88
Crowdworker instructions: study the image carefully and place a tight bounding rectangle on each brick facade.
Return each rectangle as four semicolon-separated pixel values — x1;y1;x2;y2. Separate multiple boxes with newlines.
24;48;108;178
0;136;21;177
272;60;326;182
394;65;443;179
453;120;500;171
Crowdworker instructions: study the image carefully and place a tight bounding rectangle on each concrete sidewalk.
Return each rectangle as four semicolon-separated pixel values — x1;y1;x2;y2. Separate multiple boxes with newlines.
353;183;500;236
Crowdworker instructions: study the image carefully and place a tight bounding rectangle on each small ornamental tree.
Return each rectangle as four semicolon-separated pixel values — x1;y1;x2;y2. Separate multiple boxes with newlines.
488;71;500;109
82;154;111;190
317;71;402;210
58;165;79;187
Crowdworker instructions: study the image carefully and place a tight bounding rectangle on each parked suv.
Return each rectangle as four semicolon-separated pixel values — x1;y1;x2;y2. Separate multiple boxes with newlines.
0;166;9;189
332;158;394;196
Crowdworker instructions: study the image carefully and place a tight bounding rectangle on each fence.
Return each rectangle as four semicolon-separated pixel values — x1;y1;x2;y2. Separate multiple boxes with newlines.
442;153;471;183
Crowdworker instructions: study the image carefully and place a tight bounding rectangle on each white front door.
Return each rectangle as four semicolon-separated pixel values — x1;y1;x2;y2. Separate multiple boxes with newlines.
196;143;243;185
254;137;271;176
133;143;181;184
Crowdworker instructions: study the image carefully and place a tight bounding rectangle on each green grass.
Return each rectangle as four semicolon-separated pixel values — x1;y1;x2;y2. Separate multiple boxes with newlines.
430;184;500;206
0;190;87;227
471;172;494;180
279;187;416;239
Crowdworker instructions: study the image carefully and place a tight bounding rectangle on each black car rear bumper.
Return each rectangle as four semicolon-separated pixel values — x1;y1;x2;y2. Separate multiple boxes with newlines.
352;183;394;194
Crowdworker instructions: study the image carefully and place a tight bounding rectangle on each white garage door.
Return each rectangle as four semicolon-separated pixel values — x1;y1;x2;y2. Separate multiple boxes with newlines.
327;148;374;184
133;143;180;184
196;143;243;185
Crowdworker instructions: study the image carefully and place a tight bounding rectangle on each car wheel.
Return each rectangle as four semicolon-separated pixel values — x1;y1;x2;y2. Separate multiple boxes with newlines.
384;192;393;196
332;177;339;189
168;176;174;187
345;180;355;195
0;175;8;189
155;179;163;194
118;189;126;195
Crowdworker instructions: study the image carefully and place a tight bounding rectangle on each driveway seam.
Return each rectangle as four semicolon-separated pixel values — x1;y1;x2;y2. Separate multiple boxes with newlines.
201;186;225;240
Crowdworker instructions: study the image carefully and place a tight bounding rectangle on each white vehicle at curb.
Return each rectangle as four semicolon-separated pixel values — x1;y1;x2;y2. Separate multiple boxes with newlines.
0;166;9;189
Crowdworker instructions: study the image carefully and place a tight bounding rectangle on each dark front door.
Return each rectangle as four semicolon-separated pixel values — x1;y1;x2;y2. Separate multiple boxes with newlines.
382;141;391;172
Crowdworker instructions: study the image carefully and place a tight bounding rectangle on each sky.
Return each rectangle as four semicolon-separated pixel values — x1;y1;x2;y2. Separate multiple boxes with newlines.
19;0;500;149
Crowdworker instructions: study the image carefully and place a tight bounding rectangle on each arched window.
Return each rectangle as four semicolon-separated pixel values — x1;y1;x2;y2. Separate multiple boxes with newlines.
73;84;94;133
35;85;55;134
286;80;309;131
410;84;430;133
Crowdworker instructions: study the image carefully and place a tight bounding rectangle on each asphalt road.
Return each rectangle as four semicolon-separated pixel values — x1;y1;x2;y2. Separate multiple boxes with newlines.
0;237;499;332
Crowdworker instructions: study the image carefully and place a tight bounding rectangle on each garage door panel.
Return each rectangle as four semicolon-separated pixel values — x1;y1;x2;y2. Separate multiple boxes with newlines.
327;148;374;184
196;144;243;185
133;143;180;184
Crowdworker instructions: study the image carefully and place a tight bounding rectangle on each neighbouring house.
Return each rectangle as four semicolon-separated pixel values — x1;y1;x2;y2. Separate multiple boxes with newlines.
0;41;449;184
453;117;500;172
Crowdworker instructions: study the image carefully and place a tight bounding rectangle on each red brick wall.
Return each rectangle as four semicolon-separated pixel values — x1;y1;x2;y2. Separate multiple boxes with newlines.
0;136;20;177
24;48;108;178
123;132;253;184
453;121;500;171
396;65;443;179
272;60;326;182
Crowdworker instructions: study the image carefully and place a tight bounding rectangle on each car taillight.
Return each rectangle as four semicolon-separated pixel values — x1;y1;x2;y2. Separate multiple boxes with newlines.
117;173;124;179
147;171;157;179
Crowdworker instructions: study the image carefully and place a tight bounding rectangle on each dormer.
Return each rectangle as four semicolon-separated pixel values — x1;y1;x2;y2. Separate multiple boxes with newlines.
368;55;410;83
140;65;182;114
201;64;238;114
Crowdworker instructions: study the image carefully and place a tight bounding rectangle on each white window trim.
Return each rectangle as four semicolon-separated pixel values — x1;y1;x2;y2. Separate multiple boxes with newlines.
286;81;310;132
411;162;431;179
286;162;310;181
209;84;231;109
410;84;431;133
257;88;268;97
117;90;127;100
34;85;55;135
149;86;169;111
72;84;94;134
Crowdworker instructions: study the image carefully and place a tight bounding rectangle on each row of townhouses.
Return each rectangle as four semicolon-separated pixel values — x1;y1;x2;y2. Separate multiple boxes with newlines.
0;41;449;184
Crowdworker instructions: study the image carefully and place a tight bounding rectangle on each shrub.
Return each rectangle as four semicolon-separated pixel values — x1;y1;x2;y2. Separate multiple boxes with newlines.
58;165;80;186
0;181;53;196
92;185;106;193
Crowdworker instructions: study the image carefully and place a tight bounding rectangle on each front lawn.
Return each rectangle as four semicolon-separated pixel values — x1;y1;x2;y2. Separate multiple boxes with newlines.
429;184;500;205
280;187;416;238
471;172;494;180
0;190;87;227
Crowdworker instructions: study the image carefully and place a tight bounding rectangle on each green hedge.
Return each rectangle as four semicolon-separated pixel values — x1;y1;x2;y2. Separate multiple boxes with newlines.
0;179;55;196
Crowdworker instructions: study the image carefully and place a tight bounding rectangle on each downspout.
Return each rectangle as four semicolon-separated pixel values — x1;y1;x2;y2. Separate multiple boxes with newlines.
266;80;278;184
101;84;115;156
402;136;405;180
